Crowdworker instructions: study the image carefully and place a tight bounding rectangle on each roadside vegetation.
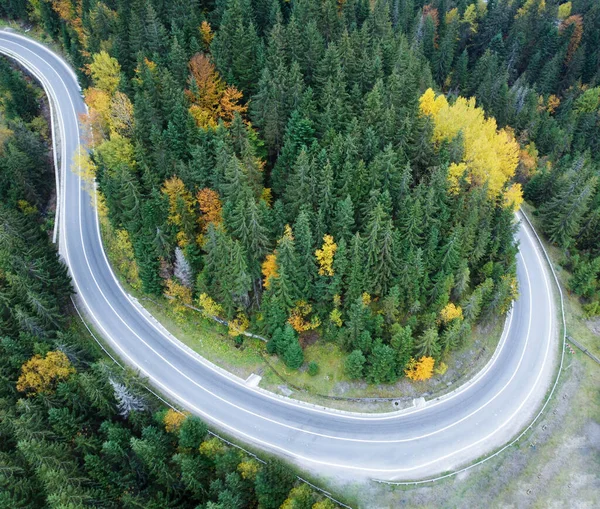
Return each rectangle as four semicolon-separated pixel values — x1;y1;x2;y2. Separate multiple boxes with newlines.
352;204;599;508
0;56;341;509
1;0;599;505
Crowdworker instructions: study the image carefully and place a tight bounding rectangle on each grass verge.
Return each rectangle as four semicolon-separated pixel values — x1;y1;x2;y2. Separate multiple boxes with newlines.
338;203;599;507
96;209;505;412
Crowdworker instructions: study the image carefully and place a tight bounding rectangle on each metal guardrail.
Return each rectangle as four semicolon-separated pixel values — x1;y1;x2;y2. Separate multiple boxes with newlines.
71;297;352;508
567;336;600;365
374;209;568;486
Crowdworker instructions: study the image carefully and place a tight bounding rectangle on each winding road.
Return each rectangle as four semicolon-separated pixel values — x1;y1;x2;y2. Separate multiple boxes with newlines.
0;30;559;481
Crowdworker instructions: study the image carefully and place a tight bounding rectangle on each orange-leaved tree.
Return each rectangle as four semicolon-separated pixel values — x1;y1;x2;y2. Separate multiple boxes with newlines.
288;301;321;333
197;188;223;232
187;53;246;129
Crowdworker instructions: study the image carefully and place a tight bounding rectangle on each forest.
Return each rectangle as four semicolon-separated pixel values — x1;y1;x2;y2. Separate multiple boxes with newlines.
0;53;338;509
0;1;598;382
0;0;599;507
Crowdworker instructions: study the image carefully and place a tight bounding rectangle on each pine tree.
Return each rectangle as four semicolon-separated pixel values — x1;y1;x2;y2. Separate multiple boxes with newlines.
294;211;317;300
283;336;304;369
254;460;295;509
284;148;314;220
541;173;597;248
390;324;413;374
228;188;270;280
345;233;365;305
271;226;300;308
227;239;253;309
333;196;355;243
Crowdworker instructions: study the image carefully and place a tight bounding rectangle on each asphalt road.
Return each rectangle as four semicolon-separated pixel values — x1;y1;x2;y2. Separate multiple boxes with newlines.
0;31;558;481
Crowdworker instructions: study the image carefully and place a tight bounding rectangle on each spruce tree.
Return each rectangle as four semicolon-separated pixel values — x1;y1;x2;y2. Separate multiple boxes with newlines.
283;336;304;369
367;343;397;384
414;327;440;359
345;350;366;379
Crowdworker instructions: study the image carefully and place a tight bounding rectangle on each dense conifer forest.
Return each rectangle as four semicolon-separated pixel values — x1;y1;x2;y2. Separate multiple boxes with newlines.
0;0;599;506
0;54;338;509
1;0;599;384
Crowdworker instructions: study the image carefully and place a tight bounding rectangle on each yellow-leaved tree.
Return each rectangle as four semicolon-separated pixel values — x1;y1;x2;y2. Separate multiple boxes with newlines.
228;313;250;337
261;253;278;290
162;176;196;247
198;293;224;319
315;234;337;276
87;51;121;95
237;459;260;480
187;53;247;129
165;279;192;315
288;301;321;332
17;351;75;395
419;88;521;205
404;356;435;381
440;302;463;324
163;408;188;433
199;21;214;48
110;228;141;289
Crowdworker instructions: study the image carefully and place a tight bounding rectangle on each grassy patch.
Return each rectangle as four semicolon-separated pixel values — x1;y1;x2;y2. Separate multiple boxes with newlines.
95;208;506;411
342;203;600;506
522;203;599;357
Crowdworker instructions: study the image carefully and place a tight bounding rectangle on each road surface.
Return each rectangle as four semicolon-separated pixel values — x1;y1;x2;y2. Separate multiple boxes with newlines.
0;31;558;481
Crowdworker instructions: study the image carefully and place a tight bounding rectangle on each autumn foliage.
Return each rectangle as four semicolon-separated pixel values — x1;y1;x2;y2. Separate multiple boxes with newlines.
162;176;195;247
419;88;521;204
228;313;250;337
315;235;337;276
198;293;224;319
17;351;75;395
197;188;223;232
163;408;188;433
560;15;583;64
261;253;278;290
404;356;435;381
288;301;321;332
165;279;193;314
440;303;463;324
187;53;246;129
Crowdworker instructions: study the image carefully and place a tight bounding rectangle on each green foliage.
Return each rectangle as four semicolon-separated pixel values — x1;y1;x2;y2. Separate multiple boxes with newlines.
344;350;366;380
283;336;304;370
0;65;338;508
19;0;600;382
255;460;296;509
178;415;208;449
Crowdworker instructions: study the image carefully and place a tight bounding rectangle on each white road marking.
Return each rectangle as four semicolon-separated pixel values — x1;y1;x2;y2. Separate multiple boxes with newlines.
0;34;556;474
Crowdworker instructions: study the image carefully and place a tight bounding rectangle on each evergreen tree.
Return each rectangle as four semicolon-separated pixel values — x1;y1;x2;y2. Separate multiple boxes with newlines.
367;343;397;384
345;350;366;380
414;327;440;359
254;460;295;509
